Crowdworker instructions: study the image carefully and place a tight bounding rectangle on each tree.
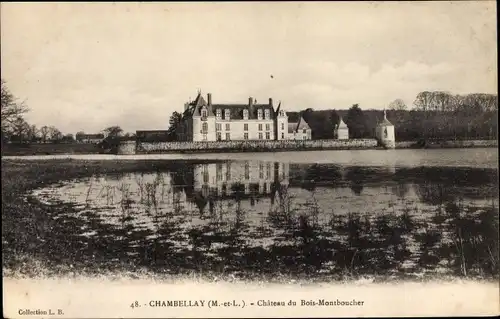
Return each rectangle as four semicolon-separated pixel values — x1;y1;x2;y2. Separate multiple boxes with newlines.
302;108;315;124
345;104;369;138
48;126;63;142
75;131;85;142
40;126;50;143
330;110;340;138
1;79;29;135
62;134;74;143
388;99;407;111
27;125;39;142
103;125;123;138
9;117;30;143
167;111;182;141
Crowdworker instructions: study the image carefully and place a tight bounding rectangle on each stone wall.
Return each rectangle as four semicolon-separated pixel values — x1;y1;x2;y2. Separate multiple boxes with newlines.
117;140;136;155
396;139;498;149
135;139;378;154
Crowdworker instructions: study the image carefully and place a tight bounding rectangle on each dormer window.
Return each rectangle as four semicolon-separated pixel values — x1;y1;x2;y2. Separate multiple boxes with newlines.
264;109;270;119
280;110;285;116
243;109;249;120
201;109;207;118
225;109;230;120
257;109;263;120
216;109;221;118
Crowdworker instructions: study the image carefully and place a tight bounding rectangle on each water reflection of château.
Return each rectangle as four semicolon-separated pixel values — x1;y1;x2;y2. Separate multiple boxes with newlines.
193;161;290;199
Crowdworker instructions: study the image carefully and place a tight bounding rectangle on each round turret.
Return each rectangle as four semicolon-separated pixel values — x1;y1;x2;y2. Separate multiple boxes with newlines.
375;110;395;149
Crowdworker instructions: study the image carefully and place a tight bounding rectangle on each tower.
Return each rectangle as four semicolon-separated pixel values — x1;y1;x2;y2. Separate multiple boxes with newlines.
274;101;288;140
375;109;395;149
337;117;349;140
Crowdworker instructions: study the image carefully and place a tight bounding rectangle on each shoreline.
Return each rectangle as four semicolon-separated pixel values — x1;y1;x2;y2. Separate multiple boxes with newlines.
1;139;497;157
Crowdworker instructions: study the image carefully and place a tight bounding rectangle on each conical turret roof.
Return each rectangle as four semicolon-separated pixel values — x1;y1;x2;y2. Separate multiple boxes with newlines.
378;110;393;127
338;117;348;129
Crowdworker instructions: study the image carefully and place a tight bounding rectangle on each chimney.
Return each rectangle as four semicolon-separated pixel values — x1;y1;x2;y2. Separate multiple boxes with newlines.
269;98;273;106
207;93;212;106
248;97;254;117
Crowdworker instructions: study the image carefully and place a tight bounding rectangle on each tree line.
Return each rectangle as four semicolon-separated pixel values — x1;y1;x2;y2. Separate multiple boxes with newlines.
1;79;136;147
3;77;497;146
291;92;497;141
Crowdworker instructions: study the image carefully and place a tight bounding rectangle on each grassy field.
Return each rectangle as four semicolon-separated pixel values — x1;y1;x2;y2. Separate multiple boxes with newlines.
1;143;102;156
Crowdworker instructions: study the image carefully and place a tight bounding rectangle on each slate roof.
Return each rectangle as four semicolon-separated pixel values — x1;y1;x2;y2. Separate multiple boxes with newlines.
378;111;394;127
184;92;276;120
337;117;348;129
212;104;275;120
287;112;311;133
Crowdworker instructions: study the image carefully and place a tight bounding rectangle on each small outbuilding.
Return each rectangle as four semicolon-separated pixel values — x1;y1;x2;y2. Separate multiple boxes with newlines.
375;110;395;149
336;117;349;140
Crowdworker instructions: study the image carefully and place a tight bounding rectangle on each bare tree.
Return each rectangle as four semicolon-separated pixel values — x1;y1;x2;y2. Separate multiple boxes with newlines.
1;79;29;133
27;124;39;142
388;99;407;111
103;125;123;138
40;126;50;143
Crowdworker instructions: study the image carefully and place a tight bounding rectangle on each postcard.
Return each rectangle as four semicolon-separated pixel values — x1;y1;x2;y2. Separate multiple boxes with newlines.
2;1;498;318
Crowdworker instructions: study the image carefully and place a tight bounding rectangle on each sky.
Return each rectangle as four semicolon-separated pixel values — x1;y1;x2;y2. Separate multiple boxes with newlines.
1;2;497;134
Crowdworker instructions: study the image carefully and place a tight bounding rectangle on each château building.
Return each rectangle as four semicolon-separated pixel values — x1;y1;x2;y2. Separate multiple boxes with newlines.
176;92;312;142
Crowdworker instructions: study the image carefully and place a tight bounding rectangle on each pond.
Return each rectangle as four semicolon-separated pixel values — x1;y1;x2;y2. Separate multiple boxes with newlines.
26;148;499;281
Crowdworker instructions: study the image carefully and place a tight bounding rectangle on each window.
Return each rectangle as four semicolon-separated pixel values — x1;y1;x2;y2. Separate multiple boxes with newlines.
266;124;270;131
203;165;209;183
244;124;248;131
259;163;264;179
225;109;230;120
384;128;388;138
257;109;263;120
281;123;284;130
244;162;250;179
303;129;307;134
226;133;230;140
216;123;222;131
226;123;230;131
259;132;263;140
244;133;249;140
216;109;221;118
201;109;207;118
281;132;285;139
258;124;263;131
226;163;231;180
303;136;307;140
217;132;222;141
202;185;209;197
266;163;271;179
202;122;208;133
216;163;223;181
265;132;270;140
265;109;270;119
280;110;285;116
243;109;249;119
